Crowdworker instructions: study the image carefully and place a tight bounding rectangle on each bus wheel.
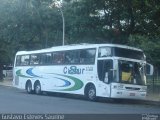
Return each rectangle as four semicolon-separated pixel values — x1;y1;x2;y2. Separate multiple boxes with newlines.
26;81;32;94
86;85;96;101
34;82;41;95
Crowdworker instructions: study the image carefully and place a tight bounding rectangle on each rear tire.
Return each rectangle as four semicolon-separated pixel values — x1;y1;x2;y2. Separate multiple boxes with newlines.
34;82;42;95
26;81;32;94
86;85;97;101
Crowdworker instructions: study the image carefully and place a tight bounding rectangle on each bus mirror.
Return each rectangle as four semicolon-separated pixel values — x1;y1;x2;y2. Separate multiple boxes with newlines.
146;63;154;76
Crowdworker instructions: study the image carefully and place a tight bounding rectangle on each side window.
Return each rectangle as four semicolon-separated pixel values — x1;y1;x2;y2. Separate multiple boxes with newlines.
80;49;96;64
30;54;40;65
64;50;79;64
21;55;30;66
52;52;64;64
40;53;52;65
16;55;21;66
98;47;112;57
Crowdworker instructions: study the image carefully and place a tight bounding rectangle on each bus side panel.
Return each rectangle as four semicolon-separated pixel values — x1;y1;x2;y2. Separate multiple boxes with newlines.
96;81;111;98
40;65;96;95
13;66;31;90
14;65;97;95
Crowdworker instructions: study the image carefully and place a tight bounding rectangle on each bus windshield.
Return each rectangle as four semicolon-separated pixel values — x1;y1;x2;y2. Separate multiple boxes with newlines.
98;46;145;60
118;60;146;85
114;47;145;60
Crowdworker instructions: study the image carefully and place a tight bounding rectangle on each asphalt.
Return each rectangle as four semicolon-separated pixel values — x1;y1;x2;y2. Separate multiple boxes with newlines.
0;79;160;105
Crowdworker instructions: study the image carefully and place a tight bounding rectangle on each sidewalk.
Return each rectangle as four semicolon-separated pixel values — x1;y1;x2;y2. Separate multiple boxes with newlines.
0;79;13;87
146;93;160;102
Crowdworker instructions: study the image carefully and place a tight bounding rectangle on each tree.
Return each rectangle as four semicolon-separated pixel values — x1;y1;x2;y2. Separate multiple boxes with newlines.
0;0;160;74
128;35;160;67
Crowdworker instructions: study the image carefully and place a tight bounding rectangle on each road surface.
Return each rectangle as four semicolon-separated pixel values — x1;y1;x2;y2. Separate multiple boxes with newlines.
0;85;160;114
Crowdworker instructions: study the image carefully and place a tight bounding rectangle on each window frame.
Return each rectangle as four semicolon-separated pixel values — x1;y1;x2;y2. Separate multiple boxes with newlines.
15;48;97;66
16;54;30;66
79;48;96;65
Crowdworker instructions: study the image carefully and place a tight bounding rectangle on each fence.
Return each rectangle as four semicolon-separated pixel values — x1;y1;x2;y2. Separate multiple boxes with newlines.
147;71;160;95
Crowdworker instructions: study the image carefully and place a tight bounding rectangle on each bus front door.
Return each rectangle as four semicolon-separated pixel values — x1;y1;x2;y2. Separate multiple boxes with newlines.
97;60;113;97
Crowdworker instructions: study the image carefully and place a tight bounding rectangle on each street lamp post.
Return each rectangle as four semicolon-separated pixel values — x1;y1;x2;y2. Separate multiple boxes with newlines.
50;0;65;46
59;7;65;46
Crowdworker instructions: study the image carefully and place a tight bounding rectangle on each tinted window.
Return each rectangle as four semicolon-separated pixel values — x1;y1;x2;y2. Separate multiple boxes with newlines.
40;53;52;65
98;47;112;57
114;47;144;60
52;52;64;64
30;54;40;65
20;55;30;66
97;60;113;83
16;55;21;66
80;49;96;64
64;50;79;64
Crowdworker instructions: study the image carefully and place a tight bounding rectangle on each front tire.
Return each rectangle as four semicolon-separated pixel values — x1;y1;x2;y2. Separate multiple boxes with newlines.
34;82;42;95
86;85;97;101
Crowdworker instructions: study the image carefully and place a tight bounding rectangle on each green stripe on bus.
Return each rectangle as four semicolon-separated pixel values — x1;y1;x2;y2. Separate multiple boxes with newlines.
16;69;33;78
51;73;84;91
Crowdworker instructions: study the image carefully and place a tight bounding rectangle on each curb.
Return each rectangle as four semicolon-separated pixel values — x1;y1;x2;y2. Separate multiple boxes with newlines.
142;99;160;106
0;84;13;87
109;99;160;106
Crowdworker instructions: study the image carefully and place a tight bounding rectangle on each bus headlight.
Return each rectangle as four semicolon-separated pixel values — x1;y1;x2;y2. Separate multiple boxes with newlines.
118;85;124;89
113;85;124;89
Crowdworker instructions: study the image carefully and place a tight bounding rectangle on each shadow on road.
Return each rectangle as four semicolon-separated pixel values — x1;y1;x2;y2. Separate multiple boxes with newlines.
18;90;160;107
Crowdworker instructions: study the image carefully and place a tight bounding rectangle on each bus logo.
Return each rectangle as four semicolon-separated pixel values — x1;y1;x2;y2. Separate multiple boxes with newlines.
63;66;85;75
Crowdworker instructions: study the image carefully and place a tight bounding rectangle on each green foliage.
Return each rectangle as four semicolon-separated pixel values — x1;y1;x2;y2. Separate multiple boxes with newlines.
0;0;160;68
128;34;160;67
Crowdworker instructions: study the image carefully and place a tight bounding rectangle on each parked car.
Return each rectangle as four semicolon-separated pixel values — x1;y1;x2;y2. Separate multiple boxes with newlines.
2;65;13;80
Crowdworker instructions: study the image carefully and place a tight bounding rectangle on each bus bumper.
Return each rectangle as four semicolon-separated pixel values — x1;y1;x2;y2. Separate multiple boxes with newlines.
110;83;147;100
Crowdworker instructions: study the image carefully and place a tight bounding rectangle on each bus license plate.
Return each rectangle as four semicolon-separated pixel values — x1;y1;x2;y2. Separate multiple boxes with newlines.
130;93;135;96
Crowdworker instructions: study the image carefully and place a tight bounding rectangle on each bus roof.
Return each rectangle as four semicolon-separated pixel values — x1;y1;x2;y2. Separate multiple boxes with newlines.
16;43;143;55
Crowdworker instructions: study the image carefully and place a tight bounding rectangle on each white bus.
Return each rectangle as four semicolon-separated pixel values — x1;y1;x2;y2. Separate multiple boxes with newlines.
13;44;153;101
